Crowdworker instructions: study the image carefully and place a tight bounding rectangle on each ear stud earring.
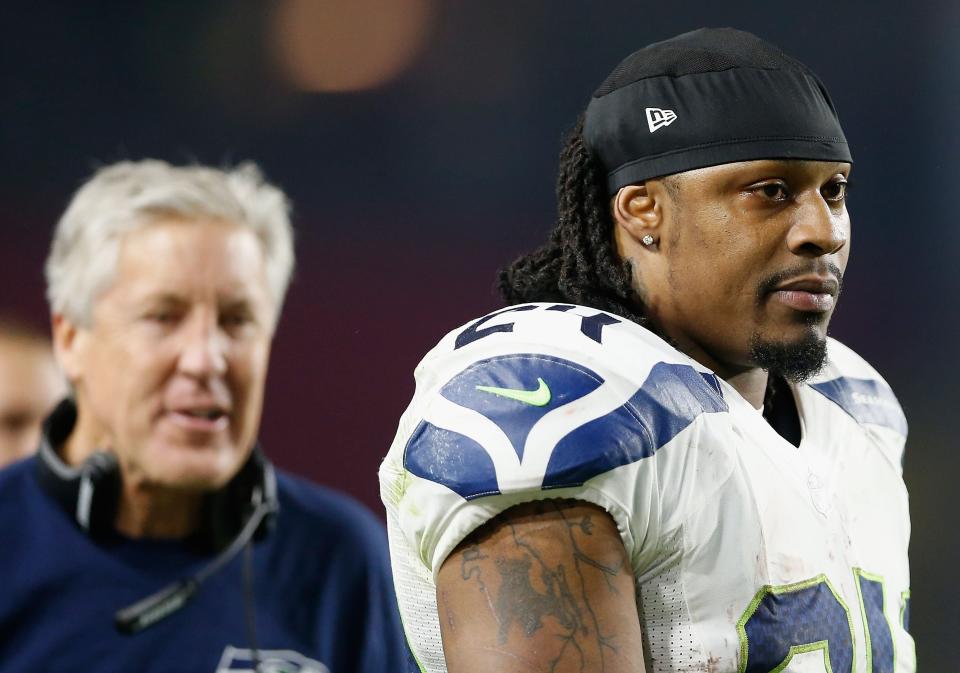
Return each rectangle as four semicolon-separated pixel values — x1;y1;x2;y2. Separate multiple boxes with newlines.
642;234;655;246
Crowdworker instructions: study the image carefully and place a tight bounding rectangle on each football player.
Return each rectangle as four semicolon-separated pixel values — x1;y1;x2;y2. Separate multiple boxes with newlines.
380;28;913;673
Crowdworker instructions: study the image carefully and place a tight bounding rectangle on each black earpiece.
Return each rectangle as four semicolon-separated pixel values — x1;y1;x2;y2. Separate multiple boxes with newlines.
34;402;122;540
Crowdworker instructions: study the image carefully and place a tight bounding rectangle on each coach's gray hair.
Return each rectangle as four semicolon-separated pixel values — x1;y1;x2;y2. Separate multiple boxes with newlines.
45;160;295;327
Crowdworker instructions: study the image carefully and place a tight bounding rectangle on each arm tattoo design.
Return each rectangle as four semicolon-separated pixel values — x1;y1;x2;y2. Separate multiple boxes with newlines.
457;500;629;673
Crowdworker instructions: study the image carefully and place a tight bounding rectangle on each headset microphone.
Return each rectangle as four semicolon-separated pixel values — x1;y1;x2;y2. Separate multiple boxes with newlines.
114;485;277;634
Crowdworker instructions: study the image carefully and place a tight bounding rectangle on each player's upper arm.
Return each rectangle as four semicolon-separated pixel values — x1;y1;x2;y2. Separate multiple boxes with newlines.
436;498;646;673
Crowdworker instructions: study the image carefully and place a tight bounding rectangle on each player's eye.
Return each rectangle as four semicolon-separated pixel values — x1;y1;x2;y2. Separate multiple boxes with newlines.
822;178;849;203
749;181;790;202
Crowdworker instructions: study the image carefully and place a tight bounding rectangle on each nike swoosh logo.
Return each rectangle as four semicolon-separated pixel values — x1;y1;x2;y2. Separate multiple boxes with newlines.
475;378;551;406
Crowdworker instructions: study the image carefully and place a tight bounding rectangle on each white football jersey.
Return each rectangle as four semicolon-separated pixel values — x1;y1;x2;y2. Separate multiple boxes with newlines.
380;303;913;673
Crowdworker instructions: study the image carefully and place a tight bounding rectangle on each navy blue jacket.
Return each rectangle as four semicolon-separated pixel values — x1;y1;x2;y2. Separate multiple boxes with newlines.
0;457;407;672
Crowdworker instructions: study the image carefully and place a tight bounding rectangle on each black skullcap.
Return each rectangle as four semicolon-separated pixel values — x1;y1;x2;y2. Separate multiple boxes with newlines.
583;28;851;194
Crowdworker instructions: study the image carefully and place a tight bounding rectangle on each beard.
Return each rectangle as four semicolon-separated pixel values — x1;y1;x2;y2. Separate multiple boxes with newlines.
748;260;843;383
749;329;828;383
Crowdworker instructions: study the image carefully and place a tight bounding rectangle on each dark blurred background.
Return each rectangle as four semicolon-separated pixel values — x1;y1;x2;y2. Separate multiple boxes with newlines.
1;0;955;666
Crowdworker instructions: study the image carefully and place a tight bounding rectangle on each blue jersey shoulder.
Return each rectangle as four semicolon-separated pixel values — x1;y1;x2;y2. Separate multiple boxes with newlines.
404;352;727;500
451;303;625;350
544;361;726;489
809;339;907;437
809;377;907;436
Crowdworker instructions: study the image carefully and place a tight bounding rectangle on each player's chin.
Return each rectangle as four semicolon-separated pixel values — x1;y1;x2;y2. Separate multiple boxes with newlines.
749;328;828;383
748;314;830;382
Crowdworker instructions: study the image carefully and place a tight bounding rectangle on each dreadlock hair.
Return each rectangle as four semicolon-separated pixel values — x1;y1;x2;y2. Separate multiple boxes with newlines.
497;115;649;327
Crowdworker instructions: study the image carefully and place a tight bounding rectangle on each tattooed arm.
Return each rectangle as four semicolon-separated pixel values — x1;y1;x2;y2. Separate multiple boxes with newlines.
436;499;645;673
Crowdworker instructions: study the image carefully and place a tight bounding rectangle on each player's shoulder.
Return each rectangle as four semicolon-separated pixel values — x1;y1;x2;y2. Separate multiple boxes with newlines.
417;302;692;387
395;303;729;501
275;470;387;551
805;337;907;437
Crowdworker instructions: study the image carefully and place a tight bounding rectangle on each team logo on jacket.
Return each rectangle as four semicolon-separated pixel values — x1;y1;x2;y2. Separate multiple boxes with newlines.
216;646;329;673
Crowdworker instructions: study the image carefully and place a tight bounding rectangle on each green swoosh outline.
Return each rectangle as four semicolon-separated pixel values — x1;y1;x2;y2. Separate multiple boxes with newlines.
475;378;551;406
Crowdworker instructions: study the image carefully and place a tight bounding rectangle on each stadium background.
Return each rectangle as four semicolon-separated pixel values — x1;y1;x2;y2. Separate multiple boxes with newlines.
1;1;955;666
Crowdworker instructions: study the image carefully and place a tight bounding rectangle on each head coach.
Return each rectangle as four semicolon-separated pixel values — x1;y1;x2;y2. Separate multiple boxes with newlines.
0;160;406;672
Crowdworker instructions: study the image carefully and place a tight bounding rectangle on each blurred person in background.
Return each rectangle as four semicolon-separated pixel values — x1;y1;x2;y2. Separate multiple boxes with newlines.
0;319;66;467
381;28;913;673
0;160;406;673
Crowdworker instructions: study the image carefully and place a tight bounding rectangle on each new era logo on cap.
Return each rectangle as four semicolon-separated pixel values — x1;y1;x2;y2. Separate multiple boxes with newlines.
646;107;677;133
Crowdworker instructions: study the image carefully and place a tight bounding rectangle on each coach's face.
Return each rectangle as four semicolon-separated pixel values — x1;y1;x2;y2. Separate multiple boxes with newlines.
56;218;275;490
614;159;850;379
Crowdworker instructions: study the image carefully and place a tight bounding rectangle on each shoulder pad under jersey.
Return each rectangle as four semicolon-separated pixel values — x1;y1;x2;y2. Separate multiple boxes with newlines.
401;303;728;500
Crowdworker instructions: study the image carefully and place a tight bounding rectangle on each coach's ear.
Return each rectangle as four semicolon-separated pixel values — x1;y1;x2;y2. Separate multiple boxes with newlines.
51;313;84;383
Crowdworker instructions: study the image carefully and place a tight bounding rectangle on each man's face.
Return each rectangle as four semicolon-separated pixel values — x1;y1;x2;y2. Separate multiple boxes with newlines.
58;218;276;490
624;159;851;380
0;337;65;466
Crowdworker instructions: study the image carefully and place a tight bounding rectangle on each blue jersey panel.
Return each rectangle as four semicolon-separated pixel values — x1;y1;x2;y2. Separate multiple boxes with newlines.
438;354;604;461
543;363;727;488
404;422;501;500
858;574;895;673
405;354;727;499
741;581;854;673
809;377;907;436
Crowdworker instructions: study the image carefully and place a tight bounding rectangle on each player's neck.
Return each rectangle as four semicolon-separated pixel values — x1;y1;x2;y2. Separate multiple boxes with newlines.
660;331;769;407
722;368;769;409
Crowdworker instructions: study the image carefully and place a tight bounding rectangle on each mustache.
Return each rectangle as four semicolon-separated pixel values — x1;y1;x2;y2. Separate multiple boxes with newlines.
756;261;844;300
